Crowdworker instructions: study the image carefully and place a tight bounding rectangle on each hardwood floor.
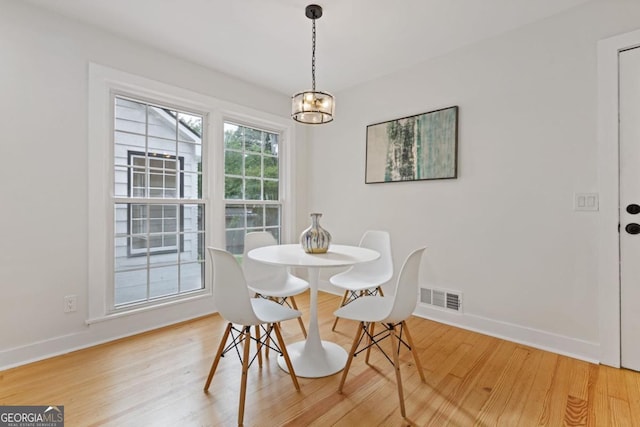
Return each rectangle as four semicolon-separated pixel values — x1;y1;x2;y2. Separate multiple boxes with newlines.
2;291;639;426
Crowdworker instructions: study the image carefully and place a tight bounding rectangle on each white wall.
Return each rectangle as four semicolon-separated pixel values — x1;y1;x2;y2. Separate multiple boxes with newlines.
3;0;640;369
0;0;298;368
308;1;640;362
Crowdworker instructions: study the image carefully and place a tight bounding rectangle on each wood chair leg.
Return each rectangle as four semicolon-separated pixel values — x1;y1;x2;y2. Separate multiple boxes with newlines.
289;296;307;338
273;323;300;391
402;321;425;382
238;327;251;426
377;286;384;297
251;293;264;369
389;323;406;418
254;324;263;368
265;324;272;359
338;321;364;393
332;290;350;331
265;303;276;359
365;322;375;364
204;323;232;391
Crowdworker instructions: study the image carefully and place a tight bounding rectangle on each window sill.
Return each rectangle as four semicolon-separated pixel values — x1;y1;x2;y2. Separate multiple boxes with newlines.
85;289;211;325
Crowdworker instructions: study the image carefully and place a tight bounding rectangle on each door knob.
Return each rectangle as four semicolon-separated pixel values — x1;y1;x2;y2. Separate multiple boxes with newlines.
625;223;640;235
627;204;640;215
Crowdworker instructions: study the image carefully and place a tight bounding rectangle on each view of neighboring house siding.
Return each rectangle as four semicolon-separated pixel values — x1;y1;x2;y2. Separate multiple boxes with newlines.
113;97;203;306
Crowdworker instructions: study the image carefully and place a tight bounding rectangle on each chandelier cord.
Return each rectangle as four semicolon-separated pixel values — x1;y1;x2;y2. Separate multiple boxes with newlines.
311;16;316;91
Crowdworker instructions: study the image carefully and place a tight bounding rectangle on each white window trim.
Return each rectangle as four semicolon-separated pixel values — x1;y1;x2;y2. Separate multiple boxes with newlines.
88;63;296;323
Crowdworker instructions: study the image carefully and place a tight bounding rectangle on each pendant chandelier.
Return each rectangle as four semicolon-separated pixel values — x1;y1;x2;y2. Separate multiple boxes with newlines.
291;4;335;125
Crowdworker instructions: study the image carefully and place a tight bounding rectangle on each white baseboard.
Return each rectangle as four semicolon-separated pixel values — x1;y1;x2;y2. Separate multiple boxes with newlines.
319;282;600;364
413;305;599;364
1;297;215;371
3;284;601;370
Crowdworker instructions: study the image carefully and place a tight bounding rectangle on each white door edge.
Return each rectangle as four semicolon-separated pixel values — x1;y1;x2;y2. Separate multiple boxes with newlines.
597;28;640;368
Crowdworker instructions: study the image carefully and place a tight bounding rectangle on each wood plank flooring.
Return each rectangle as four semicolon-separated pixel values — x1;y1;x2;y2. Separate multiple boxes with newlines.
1;291;639;426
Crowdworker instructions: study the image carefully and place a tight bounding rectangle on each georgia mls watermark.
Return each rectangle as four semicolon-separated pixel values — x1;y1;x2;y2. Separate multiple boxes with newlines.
0;406;64;427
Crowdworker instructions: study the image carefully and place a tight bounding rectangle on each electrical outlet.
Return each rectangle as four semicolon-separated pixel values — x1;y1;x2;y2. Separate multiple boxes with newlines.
64;295;77;313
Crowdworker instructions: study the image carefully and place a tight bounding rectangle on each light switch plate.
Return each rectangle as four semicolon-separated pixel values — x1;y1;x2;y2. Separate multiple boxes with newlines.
574;193;599;211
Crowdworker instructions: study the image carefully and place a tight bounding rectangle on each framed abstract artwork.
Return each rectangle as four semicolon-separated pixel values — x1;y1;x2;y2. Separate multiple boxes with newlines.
365;106;458;184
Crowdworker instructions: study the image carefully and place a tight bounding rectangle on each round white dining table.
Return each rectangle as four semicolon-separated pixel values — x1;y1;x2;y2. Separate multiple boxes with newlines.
247;243;379;378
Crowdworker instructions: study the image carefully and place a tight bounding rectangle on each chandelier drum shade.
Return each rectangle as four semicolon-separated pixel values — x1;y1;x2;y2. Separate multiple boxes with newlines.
291;4;335;125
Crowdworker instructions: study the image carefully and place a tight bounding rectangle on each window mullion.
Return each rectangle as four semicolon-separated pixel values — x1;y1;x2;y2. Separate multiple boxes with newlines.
145;104;150;199
144;104;151;303
242;129;246;200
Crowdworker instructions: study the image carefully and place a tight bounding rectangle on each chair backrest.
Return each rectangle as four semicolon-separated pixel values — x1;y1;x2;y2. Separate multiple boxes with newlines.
385;247;426;324
208;247;261;326
242;231;288;285
345;230;394;283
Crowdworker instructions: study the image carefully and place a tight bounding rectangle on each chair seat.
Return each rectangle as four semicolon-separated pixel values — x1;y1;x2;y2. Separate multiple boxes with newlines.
248;274;309;298
334;296;393;323
251;298;301;324
329;271;388;291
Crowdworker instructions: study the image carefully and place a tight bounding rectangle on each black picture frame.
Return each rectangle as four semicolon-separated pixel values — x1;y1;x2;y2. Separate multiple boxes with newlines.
365;106;458;184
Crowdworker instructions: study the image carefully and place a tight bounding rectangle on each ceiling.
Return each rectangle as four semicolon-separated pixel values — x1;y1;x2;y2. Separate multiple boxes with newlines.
22;0;591;96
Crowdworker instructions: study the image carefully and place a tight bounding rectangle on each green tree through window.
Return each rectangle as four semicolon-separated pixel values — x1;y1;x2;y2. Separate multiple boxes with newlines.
224;122;281;255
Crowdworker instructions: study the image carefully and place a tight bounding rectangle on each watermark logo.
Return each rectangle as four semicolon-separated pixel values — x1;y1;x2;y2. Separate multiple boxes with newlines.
0;406;64;427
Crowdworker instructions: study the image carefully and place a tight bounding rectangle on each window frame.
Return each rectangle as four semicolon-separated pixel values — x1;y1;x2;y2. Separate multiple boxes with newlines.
223;120;284;254
88;63;297;323
112;94;206;310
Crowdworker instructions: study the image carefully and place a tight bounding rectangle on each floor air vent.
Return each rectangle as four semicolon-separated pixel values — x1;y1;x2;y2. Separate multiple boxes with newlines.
420;287;462;312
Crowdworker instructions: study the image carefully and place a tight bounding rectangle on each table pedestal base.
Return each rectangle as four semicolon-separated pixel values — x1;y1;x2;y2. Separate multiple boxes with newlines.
277;340;347;378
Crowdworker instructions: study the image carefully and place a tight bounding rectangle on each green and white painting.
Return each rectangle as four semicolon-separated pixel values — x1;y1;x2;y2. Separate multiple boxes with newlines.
365;106;458;183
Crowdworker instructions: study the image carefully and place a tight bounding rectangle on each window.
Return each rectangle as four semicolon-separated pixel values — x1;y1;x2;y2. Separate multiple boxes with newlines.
128;152;184;255
224;122;281;255
113;96;205;307
89;63;296;322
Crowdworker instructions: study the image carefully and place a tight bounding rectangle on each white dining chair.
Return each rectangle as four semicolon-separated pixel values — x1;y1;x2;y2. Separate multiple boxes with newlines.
329;230;393;331
204;247;301;427
243;231;309;337
335;247;427;419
